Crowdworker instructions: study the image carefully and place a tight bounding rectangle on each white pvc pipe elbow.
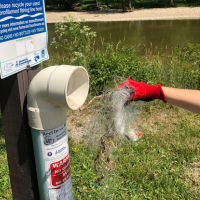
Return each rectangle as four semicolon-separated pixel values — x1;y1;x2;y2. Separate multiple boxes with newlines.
27;65;89;130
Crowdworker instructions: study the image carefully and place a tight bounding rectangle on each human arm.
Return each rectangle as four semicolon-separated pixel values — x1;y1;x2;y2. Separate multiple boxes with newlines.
162;87;200;114
116;79;200;114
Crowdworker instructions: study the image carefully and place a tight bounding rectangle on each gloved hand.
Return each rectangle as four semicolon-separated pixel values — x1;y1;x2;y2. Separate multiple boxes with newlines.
116;78;166;102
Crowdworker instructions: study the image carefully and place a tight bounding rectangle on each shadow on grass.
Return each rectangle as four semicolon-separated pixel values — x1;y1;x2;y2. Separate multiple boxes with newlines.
0;113;3;137
0;113;6;151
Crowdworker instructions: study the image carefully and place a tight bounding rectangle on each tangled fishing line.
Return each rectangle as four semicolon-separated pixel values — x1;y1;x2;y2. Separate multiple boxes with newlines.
82;86;142;193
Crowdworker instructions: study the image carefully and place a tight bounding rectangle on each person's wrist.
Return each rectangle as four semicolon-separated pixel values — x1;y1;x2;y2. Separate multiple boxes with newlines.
156;84;166;103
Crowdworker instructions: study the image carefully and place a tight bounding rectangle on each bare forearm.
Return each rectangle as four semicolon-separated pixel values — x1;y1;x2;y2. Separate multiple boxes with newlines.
162;87;200;114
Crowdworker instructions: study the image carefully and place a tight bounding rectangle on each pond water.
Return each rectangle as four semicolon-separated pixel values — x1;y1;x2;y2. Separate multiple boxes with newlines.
47;20;200;57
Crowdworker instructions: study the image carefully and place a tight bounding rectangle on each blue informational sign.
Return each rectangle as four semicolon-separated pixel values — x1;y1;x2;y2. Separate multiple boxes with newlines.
0;0;49;78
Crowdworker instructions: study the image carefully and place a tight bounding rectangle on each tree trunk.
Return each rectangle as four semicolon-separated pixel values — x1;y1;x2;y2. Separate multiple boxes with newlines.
170;0;174;6
118;0;120;9
122;0;126;11
128;0;132;10
65;0;73;10
95;0;100;10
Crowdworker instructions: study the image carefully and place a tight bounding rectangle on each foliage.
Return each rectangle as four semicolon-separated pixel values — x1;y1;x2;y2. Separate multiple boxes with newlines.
172;43;200;89
144;53;200;90
43;42;200;96
45;0;200;11
50;15;200;95
88;44;147;95
175;43;200;66
51;15;96;66
86;43;200;95
45;0;76;10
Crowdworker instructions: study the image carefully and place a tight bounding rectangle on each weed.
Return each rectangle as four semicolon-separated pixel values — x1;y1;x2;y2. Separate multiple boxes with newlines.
51;14;96;66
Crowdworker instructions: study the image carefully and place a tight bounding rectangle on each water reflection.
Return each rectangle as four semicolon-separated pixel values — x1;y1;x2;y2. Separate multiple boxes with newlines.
47;20;200;57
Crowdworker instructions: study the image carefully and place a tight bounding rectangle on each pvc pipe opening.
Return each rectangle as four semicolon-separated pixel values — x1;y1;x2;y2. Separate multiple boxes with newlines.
66;67;89;110
27;65;89;130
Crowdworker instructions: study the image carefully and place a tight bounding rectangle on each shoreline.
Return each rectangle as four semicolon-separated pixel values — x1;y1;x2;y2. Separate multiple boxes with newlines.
46;7;200;23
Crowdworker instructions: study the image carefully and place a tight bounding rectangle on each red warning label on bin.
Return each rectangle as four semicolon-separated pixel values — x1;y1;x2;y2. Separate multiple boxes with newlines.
50;154;71;187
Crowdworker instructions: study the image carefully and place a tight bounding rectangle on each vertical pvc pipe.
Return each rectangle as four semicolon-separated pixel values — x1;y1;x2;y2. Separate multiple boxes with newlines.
31;123;73;200
27;65;89;200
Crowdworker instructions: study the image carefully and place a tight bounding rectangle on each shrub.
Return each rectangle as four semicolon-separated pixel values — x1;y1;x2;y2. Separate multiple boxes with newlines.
51;14;96;66
88;44;148;95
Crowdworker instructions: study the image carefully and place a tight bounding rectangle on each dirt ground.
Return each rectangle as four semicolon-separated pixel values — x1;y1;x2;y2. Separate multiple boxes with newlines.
46;7;200;23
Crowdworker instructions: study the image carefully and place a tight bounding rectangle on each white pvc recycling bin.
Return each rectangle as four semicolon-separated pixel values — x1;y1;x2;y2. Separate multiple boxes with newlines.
27;65;89;200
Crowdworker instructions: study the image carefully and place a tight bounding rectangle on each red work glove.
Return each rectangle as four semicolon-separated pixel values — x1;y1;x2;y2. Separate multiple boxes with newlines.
116;78;166;102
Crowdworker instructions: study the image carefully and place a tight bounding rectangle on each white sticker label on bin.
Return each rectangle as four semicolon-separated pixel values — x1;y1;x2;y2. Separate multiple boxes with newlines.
49;177;73;200
40;123;68;159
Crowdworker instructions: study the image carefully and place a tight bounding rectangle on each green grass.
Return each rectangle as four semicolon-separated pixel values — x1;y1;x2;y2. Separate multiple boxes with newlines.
0;114;12;199
69;104;200;199
0;141;12;199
